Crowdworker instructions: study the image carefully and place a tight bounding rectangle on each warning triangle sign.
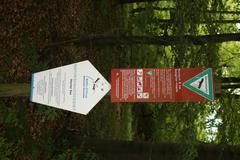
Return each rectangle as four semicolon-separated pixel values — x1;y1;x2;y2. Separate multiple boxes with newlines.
183;68;214;101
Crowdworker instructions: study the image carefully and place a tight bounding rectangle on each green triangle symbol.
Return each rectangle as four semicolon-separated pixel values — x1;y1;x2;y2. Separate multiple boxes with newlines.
183;68;214;101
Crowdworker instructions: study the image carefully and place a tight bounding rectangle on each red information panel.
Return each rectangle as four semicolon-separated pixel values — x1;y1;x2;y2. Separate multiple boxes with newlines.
111;68;214;102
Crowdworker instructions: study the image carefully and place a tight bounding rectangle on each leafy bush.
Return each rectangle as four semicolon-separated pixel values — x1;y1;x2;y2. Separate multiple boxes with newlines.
0;137;17;159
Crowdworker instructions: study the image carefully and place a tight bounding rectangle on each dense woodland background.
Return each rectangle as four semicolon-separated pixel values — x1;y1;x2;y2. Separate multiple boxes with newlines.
1;0;240;159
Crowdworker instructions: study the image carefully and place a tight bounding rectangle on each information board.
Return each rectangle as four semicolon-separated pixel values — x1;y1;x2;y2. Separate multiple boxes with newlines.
111;68;214;102
30;60;111;115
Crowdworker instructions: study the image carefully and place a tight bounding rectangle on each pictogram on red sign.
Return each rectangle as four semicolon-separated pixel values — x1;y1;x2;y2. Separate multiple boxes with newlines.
111;68;214;102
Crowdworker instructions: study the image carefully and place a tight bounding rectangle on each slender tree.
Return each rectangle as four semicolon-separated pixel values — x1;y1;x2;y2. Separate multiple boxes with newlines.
41;33;240;50
130;7;174;14
222;77;240;83
216;93;240;99
215;77;240;94
130;6;240;15
153;19;240;24
117;0;163;4
221;84;240;89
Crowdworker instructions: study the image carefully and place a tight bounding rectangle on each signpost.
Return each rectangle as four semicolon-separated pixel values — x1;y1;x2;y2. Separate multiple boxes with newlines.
30;60;111;115
29;61;214;114
111;68;214;102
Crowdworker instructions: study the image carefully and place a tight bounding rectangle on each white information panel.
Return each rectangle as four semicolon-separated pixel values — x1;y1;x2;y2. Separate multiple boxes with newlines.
30;60;111;115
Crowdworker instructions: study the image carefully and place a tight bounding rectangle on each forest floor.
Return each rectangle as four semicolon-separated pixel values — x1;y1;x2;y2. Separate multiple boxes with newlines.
0;0;134;159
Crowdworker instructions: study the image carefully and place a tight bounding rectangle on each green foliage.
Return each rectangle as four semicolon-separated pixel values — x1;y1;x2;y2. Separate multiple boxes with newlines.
0;100;36;159
126;2;240;158
82;99;120;139
219;42;240;77
52;152;79;160
216;97;240;145
51;146;98;160
1;0;240;159
36;105;58;121
0;137;17;160
117;107;133;140
83;152;98;160
20;34;48;73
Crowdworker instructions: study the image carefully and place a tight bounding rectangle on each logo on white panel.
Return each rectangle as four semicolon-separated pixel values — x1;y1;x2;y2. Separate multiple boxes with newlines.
83;76;107;98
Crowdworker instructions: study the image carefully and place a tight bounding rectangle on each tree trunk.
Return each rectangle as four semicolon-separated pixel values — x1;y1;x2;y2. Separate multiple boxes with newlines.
154;19;240;24
222;77;240;83
130;7;174;14
0;83;30;97
214;78;240;94
181;33;240;44
68;134;240;160
117;0;163;4
208;10;240;14
216;93;240;99
130;7;240;15
41;33;240;50
221;84;240;89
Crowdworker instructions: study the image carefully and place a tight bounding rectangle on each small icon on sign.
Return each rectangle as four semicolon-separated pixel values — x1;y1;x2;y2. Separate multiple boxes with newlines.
137;86;143;93
137;93;143;99
137;76;143;83
137;81;143;87
143;92;149;99
95;78;100;83
146;70;153;76
137;69;143;76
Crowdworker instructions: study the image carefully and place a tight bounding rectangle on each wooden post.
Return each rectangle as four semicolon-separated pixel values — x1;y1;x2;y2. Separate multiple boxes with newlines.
0;83;31;97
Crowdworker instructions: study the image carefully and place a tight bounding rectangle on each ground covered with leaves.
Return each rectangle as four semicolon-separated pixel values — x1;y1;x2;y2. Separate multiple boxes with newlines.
0;0;131;159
